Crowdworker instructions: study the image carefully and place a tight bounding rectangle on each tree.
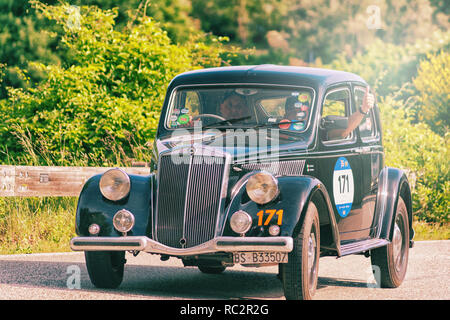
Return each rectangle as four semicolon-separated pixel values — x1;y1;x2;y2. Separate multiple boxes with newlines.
190;0;449;65
0;0;60;98
0;1;237;165
413;50;450;136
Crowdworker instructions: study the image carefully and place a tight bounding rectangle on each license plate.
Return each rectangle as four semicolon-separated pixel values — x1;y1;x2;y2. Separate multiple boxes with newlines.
233;252;288;265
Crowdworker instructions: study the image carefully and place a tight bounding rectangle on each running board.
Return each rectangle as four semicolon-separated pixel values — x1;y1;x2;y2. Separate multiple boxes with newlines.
339;238;390;257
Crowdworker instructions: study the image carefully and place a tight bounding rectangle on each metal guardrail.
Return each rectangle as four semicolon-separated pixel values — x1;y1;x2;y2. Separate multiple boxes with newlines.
0;165;150;197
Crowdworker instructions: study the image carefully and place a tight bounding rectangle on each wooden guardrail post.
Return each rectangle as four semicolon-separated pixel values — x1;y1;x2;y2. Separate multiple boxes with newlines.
0;165;151;197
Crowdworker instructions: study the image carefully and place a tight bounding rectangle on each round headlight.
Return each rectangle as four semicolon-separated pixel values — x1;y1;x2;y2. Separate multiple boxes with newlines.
246;171;279;204
99;168;130;201
113;209;135;233
230;210;252;235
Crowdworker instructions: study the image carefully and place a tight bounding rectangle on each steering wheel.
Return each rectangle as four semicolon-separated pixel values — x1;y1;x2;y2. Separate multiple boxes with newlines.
191;114;230;125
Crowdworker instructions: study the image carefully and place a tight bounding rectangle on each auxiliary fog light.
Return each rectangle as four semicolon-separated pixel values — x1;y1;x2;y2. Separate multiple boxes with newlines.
88;223;100;236
230;210;252;235
268;224;281;236
113;209;135;233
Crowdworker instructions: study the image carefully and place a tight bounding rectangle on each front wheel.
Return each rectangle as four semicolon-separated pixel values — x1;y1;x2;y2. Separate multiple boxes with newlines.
198;265;227;274
281;202;320;300
371;196;410;288
85;251;126;289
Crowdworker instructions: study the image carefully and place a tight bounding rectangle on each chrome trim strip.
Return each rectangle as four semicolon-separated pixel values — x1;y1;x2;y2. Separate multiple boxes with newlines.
70;236;294;255
181;152;194;247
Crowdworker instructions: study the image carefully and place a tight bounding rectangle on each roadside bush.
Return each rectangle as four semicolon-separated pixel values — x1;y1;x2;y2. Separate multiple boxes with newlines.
413;50;449;136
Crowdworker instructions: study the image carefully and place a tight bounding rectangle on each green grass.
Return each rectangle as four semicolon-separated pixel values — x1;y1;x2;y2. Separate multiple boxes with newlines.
0;197;76;254
412;220;450;241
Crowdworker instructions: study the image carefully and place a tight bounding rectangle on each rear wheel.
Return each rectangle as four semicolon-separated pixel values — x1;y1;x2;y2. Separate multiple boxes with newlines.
281;202;320;300
371;197;409;288
85;251;126;289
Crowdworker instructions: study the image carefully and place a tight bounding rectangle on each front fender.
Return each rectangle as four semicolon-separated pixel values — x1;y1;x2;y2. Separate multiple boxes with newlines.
222;175;340;254
374;167;413;241
75;173;154;238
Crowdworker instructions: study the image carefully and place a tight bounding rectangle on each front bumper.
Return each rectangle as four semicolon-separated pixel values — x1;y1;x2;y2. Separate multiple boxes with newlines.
70;236;293;256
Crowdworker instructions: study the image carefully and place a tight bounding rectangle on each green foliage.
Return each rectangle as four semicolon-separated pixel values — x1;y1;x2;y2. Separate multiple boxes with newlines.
413;50;449;136
0;0;61;98
380;94;449;224
329;31;450;97
0;1;236;166
191;0;449;64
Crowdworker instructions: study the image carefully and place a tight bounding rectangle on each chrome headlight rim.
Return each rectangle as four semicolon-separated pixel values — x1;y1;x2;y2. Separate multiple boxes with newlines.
113;209;135;233
245;171;279;205
230;210;253;235
99;168;131;201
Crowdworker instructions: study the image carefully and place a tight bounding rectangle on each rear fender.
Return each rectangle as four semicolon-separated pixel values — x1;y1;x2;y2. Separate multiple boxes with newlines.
373;167;413;241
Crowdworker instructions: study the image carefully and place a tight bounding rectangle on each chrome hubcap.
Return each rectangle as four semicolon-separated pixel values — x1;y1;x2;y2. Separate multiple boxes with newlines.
392;218;404;271
307;232;317;286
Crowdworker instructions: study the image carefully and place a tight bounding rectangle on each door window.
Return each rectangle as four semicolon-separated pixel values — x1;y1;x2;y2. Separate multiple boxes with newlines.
320;87;353;143
354;87;377;140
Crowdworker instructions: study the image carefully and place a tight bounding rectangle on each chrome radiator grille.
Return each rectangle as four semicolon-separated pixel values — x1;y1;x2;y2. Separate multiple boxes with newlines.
155;153;228;249
241;160;306;176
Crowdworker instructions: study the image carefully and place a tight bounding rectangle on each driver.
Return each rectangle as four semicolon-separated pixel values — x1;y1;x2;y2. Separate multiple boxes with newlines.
219;92;250;119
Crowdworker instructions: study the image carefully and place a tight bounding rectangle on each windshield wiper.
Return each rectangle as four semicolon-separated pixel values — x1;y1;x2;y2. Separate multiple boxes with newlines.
202;116;251;129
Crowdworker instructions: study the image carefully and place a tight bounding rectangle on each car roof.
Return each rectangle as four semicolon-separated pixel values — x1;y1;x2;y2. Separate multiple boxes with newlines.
168;65;367;89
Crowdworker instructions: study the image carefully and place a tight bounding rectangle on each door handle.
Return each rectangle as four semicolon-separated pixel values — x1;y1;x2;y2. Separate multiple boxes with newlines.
354;146;372;154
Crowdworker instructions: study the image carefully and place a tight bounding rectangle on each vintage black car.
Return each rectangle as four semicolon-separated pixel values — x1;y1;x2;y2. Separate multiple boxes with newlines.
70;65;414;300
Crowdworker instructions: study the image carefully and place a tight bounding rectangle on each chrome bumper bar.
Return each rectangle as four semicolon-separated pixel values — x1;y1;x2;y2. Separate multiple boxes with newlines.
70;236;293;256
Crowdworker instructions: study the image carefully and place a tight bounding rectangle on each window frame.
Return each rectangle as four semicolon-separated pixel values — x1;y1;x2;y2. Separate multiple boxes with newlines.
320;86;356;146
353;85;379;143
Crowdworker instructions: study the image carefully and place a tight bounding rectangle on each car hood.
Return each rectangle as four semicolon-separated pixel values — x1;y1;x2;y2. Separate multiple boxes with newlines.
155;129;309;163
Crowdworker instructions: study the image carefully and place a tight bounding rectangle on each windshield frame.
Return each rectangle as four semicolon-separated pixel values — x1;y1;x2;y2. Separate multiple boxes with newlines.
163;83;317;134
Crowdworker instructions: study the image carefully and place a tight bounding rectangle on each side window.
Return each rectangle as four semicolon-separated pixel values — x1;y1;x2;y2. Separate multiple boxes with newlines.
321;88;352;142
354;87;376;140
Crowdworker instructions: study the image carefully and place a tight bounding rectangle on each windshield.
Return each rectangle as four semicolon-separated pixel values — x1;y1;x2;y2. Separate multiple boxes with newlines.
165;86;315;132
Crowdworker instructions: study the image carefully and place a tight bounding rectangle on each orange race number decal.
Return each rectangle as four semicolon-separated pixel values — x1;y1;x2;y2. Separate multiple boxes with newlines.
256;209;283;226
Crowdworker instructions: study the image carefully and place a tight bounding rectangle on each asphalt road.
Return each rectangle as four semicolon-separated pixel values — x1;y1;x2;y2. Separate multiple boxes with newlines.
0;240;448;300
